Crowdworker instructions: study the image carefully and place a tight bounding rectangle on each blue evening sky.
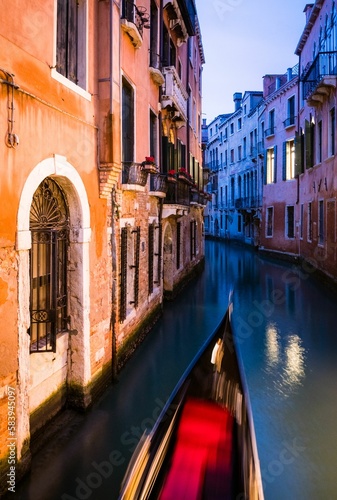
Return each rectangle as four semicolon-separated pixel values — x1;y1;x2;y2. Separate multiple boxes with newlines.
195;0;308;121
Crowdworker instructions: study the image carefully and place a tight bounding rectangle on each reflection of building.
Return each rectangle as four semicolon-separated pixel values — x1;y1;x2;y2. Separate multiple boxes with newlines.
0;0;205;492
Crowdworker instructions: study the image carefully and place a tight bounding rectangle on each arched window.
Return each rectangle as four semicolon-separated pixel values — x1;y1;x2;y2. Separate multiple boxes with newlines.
29;178;69;352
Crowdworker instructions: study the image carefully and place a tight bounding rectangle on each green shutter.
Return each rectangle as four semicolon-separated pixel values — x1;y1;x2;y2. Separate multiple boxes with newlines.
282;141;287;181
295;131;303;176
305;119;312;169
263;153;267;184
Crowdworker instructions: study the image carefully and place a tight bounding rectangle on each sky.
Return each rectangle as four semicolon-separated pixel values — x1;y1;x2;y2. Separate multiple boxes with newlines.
194;0;308;121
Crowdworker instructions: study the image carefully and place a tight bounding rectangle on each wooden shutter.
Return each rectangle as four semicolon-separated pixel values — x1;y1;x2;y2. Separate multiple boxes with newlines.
122;78;134;162
295;131;303;176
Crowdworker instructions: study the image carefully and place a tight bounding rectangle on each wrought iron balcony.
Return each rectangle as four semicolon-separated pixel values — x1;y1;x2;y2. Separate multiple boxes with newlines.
149;174;168;197
164;179;190;206
161;66;188;122
235;196;260;209
122;162;148;188
149;52;165;86
265;127;275;138
283;116;296;128
190;190;208;206
302;51;337;104
121;1;150;48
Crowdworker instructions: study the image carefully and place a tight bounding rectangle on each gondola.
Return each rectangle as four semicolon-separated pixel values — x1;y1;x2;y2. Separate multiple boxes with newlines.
119;298;264;499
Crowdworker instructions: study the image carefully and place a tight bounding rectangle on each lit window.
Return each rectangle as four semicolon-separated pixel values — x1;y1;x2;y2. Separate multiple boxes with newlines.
266;147;275;184
286;139;295;179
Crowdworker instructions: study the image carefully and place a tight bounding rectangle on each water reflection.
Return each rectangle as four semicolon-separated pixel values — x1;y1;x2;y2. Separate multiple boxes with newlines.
283;334;305;390
265;322;280;368
265;324;306;395
15;241;337;500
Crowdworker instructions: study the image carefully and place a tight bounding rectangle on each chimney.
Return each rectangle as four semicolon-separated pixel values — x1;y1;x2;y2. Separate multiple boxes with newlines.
304;4;314;24
275;77;281;90
233;92;242;111
287;67;293;81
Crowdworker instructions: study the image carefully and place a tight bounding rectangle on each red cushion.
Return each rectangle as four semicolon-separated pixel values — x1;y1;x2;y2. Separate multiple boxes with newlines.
159;399;234;500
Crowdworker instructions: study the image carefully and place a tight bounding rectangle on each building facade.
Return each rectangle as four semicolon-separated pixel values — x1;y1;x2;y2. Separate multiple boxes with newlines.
0;0;205;493
295;0;337;281
260;65;299;254
205;91;263;246
205;0;337;286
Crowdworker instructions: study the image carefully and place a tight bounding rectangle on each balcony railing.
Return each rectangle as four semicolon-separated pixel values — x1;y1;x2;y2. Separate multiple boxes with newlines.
161;66;188;122
121;1;150;48
149;174;168;196
122;162;148;187
257;141;265;157
164;179;190;206
283;116;296;128
265;127;275;138
302;51;337;101
149;52;165;86
235;196;260;209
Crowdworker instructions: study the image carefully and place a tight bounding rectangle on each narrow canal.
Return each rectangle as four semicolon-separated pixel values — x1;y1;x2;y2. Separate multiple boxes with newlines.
16;240;337;500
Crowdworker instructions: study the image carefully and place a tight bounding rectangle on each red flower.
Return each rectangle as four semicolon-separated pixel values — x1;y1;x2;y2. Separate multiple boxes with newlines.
145;156;155;163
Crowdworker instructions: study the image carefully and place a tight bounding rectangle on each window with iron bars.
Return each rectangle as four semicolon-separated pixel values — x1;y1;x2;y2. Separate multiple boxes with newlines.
29;178;69;353
119;226;140;321
190;220;197;259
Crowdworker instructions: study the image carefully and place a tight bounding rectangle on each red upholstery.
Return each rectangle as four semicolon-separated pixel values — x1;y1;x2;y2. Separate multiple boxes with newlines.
159;399;234;500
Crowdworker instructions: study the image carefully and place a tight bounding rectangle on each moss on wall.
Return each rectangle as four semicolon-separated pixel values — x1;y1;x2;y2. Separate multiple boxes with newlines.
116;303;162;371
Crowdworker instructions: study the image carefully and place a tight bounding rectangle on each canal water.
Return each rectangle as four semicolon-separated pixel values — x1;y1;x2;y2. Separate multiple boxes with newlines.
16;240;337;500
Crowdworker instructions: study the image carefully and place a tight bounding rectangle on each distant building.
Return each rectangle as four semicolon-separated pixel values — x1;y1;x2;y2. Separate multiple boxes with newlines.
260;65;299;254
205;0;337;288
205;91;263;245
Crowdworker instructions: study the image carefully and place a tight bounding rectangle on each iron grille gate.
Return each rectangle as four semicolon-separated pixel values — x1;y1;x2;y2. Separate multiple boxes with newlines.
190;220;197;259
29;178;69;353
120;227;128;322
148;224;154;295
157;223;162;285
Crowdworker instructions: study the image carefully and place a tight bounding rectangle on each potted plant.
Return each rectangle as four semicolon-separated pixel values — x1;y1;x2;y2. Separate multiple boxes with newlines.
166;170;177;183
178;168;193;184
141;156;157;173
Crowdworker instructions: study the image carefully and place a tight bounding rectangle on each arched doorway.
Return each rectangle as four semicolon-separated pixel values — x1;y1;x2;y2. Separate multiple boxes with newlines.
29;178;69;353
15;156;91;463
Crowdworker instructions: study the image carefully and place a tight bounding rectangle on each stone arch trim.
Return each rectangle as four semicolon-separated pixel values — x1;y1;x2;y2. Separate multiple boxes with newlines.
17;155;91;250
15;155;92;461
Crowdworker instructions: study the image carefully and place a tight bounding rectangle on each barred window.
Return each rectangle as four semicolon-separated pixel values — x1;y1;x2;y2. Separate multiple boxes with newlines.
29;178;69;353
